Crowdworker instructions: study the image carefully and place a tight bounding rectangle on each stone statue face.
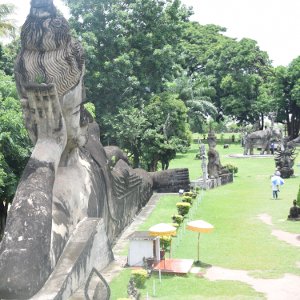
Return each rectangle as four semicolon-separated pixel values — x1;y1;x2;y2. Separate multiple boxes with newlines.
15;0;87;150
62;78;88;149
30;0;56;18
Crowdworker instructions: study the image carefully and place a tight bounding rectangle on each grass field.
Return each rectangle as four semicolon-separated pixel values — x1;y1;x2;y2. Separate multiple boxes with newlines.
109;142;300;299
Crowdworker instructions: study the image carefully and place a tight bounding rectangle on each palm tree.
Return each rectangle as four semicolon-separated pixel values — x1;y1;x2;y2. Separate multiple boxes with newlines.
0;4;15;38
168;72;217;131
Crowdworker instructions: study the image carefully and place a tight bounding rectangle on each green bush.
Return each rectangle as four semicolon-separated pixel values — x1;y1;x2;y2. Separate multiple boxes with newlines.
182;195;193;204
184;191;197;199
176;202;191;216
160;235;172;251
131;269;148;288
223;163;238;174
183;192;193;197
172;214;184;225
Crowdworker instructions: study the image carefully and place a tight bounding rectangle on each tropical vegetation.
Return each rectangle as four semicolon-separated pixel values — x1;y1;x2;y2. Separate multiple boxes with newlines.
0;0;300;233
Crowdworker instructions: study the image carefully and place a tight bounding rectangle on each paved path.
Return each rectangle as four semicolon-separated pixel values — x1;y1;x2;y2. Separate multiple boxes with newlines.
102;193;169;283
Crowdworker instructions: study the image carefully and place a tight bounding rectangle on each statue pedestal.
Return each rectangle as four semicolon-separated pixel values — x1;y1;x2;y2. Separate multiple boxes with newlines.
190;173;233;190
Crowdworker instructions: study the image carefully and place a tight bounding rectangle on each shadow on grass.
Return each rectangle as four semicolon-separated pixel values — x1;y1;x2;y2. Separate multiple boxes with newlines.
193;261;212;268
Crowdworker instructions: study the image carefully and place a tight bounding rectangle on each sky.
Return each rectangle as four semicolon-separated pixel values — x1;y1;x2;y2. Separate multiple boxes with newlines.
1;0;300;67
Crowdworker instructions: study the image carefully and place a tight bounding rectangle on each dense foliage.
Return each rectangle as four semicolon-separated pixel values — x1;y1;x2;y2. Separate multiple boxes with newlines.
0;70;31;235
63;0;299;142
272;58;300;139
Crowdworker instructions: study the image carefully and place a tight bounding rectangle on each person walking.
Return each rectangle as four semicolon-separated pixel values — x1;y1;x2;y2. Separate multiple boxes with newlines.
271;172;284;199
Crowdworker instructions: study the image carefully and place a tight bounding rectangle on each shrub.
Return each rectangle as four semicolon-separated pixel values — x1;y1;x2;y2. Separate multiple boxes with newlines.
160;235;172;251
172;214;184;225
131;269;148;288
223;163;238;174
182;195;193;204
176;202;191;216
183;192;193;197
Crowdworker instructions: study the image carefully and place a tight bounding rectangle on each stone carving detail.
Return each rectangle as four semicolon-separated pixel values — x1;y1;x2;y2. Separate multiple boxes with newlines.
275;137;297;178
243;128;282;155
199;141;208;177
0;1;189;298
288;200;300;220
207;131;227;178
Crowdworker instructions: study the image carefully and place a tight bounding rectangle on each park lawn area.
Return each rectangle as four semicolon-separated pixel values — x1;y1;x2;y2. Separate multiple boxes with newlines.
110;142;300;299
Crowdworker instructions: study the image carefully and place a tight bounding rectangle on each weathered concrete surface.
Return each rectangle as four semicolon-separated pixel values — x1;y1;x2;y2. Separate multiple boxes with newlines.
30;218;113;300
150;168;190;193
0;159;55;299
191;173;233;190
70;193;164;299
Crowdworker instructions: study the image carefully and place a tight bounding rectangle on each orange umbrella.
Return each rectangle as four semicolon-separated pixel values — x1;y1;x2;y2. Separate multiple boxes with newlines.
186;220;214;263
149;223;176;268
148;223;177;237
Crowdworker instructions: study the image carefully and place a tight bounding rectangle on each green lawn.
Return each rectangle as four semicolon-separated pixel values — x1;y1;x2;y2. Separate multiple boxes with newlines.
110;142;300;299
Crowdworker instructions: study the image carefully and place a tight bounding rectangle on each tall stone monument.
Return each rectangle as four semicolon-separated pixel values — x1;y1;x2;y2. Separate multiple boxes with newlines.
207;131;223;178
0;1;189;298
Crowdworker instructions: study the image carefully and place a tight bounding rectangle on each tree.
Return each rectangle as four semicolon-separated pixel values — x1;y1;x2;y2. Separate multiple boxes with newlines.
273;58;300;138
180;22;273;127
209;38;272;126
0;4;15;38
142;92;191;171
103;93;191;171
167;72;217;132
0;71;32;237
103;107;149;168
0;38;20;76
64;0;191;140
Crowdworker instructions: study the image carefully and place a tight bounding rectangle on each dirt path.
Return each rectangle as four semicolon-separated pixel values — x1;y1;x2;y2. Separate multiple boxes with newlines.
204;266;300;300
200;214;300;299
258;213;300;247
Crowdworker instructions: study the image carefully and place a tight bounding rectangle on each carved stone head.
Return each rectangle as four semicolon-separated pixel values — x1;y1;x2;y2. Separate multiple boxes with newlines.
30;0;57;18
15;1;84;98
207;131;217;149
14;0;88;150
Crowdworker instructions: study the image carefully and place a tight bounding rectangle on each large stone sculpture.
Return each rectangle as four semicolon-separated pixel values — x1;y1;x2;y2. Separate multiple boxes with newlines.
0;1;189;298
287;200;300;220
207;131;224;178
275;137;297;178
243;127;282;155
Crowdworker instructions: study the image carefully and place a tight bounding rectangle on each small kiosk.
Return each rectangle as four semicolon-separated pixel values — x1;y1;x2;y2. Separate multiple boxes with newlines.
127;231;160;267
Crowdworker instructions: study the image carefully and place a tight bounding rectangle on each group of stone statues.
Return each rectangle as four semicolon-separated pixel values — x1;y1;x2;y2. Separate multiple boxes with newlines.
243;127;282;155
243;126;298;178
0;1;189;298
